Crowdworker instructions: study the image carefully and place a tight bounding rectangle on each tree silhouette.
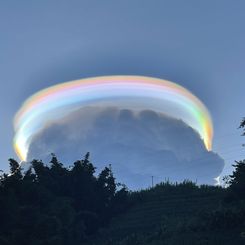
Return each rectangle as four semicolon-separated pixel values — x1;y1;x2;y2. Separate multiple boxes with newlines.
225;118;245;200
239;117;245;135
228;160;245;200
0;153;130;245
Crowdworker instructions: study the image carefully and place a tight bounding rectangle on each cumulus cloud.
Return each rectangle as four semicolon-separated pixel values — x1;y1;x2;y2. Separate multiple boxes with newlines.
27;107;224;190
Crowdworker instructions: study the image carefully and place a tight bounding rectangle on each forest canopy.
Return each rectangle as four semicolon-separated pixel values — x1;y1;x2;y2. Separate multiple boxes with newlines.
0;153;129;245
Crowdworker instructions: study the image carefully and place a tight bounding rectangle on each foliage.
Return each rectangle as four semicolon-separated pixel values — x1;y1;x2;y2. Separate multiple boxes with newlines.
239;117;245;135
223;118;245;200
0;153;129;245
227;160;245;200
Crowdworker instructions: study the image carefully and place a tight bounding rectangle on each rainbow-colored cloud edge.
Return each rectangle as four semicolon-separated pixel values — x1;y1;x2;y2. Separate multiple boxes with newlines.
14;76;213;161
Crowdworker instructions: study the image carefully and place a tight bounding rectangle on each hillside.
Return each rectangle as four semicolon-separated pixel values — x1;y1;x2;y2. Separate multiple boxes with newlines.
89;182;245;245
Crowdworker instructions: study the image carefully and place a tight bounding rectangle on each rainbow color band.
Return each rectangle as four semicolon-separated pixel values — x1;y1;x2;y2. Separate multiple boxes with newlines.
14;76;213;161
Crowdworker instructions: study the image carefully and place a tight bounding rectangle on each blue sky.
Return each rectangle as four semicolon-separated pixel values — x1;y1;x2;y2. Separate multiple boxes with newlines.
0;0;245;177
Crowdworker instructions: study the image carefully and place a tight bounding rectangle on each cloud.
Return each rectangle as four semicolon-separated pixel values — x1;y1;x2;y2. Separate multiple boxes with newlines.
27;107;224;190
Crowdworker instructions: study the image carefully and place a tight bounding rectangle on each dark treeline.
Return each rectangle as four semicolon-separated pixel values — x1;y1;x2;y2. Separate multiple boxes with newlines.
1;157;245;245
0;153;129;245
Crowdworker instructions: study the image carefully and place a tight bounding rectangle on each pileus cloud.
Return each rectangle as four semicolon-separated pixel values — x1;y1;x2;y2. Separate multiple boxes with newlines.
27;107;224;189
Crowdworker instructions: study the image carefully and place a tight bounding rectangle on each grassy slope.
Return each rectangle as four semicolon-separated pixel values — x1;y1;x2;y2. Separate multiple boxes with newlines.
88;182;245;245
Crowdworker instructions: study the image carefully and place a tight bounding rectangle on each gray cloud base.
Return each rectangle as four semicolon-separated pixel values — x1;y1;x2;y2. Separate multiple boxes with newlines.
27;107;224;190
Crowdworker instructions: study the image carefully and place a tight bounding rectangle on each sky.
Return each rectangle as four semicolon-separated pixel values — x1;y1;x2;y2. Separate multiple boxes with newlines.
0;0;245;180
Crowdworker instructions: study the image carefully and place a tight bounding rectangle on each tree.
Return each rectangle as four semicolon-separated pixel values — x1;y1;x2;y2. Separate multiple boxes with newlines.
98;165;116;202
228;160;245;200
239;117;245;135
97;164;117;223
225;118;245;200
70;152;97;210
50;153;63;169
240;118;245;147
9;158;22;180
49;153;68;196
